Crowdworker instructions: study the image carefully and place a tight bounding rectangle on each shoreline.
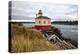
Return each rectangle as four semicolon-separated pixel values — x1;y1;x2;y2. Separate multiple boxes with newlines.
27;26;78;48
61;37;78;48
11;22;78;48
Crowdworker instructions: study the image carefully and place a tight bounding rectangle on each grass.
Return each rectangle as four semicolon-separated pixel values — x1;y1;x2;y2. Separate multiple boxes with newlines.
10;23;61;53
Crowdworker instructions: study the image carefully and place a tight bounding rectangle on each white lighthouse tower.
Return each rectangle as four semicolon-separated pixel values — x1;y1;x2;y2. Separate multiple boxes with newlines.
36;10;43;17
35;10;51;30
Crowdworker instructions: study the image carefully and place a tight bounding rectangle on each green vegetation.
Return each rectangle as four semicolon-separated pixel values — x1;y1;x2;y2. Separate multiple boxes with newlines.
11;22;61;53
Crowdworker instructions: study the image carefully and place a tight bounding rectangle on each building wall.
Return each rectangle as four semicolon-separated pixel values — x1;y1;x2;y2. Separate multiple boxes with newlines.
35;25;51;30
35;18;51;26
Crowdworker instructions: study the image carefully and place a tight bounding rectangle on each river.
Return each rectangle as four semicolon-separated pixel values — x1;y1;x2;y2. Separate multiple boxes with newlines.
23;23;78;42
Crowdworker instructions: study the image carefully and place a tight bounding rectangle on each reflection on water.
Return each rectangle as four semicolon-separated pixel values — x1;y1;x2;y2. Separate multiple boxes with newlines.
23;23;78;42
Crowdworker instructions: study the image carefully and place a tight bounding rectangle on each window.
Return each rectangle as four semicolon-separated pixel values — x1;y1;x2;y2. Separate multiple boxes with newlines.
39;21;41;24
48;21;50;24
44;21;46;24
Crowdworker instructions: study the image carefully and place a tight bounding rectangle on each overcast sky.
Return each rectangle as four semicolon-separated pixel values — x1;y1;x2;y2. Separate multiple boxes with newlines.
11;1;78;22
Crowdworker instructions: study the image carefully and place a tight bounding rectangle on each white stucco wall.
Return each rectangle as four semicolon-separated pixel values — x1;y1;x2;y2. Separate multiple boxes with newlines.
35;19;51;25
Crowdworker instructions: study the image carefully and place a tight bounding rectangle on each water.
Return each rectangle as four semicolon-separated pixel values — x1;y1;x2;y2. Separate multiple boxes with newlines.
52;24;78;42
23;23;78;42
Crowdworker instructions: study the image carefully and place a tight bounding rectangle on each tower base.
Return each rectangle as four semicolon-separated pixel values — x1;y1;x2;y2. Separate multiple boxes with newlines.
35;25;51;30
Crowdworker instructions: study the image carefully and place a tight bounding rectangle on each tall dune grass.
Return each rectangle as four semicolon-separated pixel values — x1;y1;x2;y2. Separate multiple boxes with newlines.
11;23;61;53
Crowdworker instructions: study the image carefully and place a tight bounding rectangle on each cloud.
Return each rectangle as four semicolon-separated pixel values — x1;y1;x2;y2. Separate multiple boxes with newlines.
11;1;78;21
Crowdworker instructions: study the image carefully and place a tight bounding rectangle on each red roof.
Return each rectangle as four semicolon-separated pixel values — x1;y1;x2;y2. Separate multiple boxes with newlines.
35;16;51;19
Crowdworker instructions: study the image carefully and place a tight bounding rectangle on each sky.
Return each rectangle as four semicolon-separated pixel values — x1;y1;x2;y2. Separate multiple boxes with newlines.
11;1;78;22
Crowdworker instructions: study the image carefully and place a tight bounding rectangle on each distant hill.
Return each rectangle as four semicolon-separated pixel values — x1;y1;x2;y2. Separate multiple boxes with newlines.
52;21;78;25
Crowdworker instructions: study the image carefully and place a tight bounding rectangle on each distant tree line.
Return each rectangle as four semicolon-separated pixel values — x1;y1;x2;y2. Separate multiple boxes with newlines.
11;22;23;26
52;21;78;25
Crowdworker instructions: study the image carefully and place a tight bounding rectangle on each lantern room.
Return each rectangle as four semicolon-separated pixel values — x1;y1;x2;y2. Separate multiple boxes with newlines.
35;10;51;30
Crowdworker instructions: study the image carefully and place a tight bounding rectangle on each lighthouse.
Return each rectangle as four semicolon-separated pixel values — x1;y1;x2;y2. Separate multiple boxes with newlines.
35;10;51;30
